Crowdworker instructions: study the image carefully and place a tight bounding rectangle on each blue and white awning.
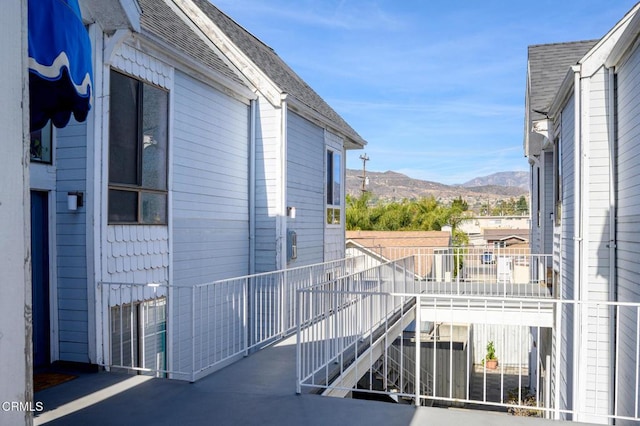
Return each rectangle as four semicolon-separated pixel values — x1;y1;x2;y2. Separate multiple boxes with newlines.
28;0;93;130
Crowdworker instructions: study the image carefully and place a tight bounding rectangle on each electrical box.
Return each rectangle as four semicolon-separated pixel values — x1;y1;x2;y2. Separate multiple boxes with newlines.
287;230;297;262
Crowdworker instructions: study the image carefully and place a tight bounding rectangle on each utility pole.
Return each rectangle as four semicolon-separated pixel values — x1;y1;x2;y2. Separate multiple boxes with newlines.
359;153;369;194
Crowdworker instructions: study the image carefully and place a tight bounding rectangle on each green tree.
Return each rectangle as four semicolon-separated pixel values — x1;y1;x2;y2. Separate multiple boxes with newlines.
516;196;529;215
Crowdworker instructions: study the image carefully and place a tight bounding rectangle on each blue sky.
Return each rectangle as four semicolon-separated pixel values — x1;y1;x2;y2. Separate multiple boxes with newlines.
213;0;638;185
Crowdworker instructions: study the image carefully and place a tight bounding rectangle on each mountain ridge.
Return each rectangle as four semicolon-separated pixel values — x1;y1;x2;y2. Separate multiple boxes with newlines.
346;169;529;211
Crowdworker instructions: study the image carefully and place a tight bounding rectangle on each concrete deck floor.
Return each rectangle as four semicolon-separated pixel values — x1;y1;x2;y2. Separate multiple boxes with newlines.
33;336;591;426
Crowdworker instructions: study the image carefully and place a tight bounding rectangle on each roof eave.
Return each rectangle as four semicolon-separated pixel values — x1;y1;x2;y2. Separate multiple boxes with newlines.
606;4;640;68
172;0;283;105
81;0;142;32
549;66;577;119
286;95;367;149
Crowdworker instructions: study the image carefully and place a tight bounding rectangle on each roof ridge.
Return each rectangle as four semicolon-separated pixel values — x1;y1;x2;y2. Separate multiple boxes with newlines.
528;39;600;49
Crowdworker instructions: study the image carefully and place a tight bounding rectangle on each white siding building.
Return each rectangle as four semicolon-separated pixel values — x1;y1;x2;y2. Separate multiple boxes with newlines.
26;0;365;383
524;4;640;423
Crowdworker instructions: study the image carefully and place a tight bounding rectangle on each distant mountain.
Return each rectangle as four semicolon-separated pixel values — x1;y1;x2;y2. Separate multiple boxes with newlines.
346;169;529;211
461;171;529;189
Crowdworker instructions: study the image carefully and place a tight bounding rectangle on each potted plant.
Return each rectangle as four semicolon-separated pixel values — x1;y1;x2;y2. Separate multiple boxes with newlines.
485;341;498;369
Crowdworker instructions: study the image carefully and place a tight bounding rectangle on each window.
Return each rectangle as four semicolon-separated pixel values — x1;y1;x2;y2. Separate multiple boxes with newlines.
30;122;52;163
108;70;168;224
111;297;166;375
326;150;342;224
554;137;562;222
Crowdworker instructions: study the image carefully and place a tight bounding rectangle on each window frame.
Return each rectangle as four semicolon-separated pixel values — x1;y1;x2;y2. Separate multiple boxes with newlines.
30;121;53;164
108;69;169;225
554;137;562;223
326;149;342;226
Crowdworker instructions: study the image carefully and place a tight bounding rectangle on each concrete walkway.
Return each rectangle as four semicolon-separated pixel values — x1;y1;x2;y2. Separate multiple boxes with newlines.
33;336;588;426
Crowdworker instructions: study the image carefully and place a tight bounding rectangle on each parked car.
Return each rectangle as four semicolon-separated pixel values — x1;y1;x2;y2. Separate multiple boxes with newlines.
481;251;495;264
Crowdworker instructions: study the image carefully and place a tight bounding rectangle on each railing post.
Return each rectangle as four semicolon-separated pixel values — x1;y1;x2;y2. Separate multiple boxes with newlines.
244;278;249;356
545;354;551;419
415;295;421;407
191;286;196;382
296;288;302;394
282;270;287;338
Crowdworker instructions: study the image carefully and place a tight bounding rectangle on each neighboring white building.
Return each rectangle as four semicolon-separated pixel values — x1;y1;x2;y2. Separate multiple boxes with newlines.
525;3;640;423
0;1;30;425
27;0;365;382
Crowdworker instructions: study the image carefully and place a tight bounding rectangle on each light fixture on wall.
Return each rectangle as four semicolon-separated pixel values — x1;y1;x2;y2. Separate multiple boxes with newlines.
287;206;296;219
67;191;83;211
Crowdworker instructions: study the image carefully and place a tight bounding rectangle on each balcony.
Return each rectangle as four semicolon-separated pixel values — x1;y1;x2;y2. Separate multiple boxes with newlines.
34;250;640;425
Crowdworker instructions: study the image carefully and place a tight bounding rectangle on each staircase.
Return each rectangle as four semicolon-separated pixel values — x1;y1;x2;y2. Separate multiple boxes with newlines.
371;344;434;406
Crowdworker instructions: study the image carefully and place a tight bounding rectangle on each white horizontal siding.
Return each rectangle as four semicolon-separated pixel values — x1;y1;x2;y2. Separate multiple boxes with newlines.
582;70;613;418
614;37;640;421
286;112;324;267
558;94;576;416
254;100;280;272
471;324;531;366
172;71;250;285
170;71;250;376
55;120;89;363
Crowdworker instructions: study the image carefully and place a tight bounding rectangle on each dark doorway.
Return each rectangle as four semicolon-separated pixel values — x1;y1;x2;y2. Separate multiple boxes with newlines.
31;190;51;368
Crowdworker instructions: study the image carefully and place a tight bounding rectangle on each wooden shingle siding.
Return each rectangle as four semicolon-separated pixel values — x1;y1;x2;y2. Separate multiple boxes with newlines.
286;112;324;266
172;71;250;284
106;225;169;284
614;38;640;420
112;43;172;89
56;120;89;362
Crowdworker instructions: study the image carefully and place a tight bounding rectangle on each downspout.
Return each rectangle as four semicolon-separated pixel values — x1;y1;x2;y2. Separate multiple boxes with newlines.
279;94;288;271
249;99;256;275
606;67;618;419
571;64;584;421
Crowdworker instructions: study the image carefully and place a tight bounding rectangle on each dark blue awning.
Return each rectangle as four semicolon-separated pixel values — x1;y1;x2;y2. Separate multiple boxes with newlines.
28;0;93;130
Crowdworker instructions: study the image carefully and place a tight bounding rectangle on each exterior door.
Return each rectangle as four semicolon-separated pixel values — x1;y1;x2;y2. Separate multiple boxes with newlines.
31;191;51;368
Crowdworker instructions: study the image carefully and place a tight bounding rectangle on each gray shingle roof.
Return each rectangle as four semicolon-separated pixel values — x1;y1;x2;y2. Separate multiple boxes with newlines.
138;0;247;88
527;40;598;121
189;0;366;147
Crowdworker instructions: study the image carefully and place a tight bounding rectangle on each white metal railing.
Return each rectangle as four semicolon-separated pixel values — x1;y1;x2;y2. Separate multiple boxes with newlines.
296;282;640;423
296;257;418;393
99;256;363;381
362;246;553;298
